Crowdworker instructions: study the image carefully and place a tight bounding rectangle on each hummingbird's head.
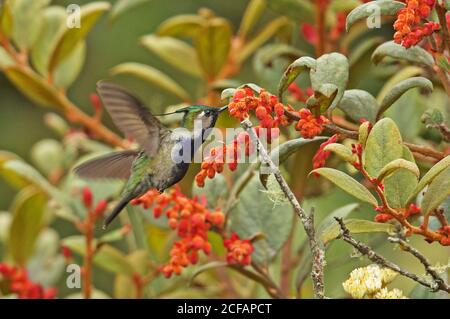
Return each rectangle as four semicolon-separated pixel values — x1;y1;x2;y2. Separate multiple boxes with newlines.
176;105;228;130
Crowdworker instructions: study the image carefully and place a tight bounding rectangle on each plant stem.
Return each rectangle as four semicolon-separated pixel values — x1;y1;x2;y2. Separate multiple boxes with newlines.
241;118;326;299
83;212;95;299
336;217;450;294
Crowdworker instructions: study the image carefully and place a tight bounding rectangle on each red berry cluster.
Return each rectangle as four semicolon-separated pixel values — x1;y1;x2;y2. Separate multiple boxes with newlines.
312;134;339;171
394;0;440;48
0;263;56;299
81;187;108;219
295;108;329;139
132;187;225;278
229;88;291;128
438;226;450;246
223;233;255;266
288;83;314;103
375;203;421;223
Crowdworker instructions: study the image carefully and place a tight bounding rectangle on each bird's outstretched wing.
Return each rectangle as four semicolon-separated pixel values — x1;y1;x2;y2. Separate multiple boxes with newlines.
74;150;139;179
96;81;169;157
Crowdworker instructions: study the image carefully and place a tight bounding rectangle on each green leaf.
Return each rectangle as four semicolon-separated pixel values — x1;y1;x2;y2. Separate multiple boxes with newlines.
31;6;66;76
237;16;290;64
53;41;86;89
363;118;404;178
0;151;28;189
384;146;418;208
376;66;422;104
320;218;395;245
49;2;110;72
156;14;207;38
323;143;357;163
189;261;228;285
311;168;378;206
140;35;202;78
195;17;232;79
372;41;435;67
0;46;14;70
229;176;293;266
260;136;327;187
63;236;134;275
378;158;419;181
267;0;314;23
30;139;64;175
110;0;151;22
346;1;405;31
4;66;61;108
408;156;450;203
3;159;75;220
421;166;450;216
0;0;13;38
316;203;360;239
192;173;228;209
10;0;50;50
8;186;47;266
338;89;379;123
348;37;383;68
328;0;361;13
310;53;349;110
238;0;267;39
277;56;316;100
110;62;191;102
377;77;433;119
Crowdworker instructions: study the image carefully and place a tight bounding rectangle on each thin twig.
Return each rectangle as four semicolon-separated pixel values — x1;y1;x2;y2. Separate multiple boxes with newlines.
335;217;449;294
241;118;326;299
388;237;450;293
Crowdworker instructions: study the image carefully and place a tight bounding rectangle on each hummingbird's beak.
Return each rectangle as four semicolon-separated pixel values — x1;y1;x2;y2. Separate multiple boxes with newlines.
218;105;228;113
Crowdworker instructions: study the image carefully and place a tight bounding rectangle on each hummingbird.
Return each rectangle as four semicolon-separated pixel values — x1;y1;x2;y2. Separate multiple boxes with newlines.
74;81;228;229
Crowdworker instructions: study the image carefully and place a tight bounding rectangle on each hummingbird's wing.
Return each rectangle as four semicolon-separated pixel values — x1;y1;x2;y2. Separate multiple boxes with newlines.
74;150;139;179
96;81;169;157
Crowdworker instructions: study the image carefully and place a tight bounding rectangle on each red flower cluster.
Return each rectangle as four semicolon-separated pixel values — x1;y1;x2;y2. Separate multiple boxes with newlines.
0;263;56;299
394;0;440;48
224;233;254;266
312;134;339;170
288;83;314;103
132;187;225;278
375;203;421;223
295;108;329;139
438;226;450;246
229;88;290;128
82;187;108;218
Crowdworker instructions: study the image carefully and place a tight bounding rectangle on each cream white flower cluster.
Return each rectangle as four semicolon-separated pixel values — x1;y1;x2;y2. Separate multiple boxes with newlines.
342;264;407;299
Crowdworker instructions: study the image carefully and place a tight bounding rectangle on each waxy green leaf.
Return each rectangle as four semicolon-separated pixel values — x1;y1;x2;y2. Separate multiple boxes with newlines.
278;56;316;100
195;17;232;79
110;62;191;102
421;166;450;216
4;66;61;108
323;143;357;163
49;2;110;72
141;35;202;78
372;41;435;67
377;158;420;182
407;156;450;203
346;1;405;31
310;53;349;110
8;186;48;266
267;0;314;23
338;89;379;123
229;176;293;266
377;77;433;119
320;218;395;245
311;168;378;206
238;0;267;39
156;14;207;38
363;118;403;178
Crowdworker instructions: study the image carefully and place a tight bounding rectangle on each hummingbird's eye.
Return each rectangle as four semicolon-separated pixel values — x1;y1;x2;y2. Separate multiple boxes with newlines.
204;110;211;117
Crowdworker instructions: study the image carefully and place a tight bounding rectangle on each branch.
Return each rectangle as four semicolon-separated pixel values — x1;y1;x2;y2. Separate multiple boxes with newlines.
241;118;326;299
335;217;449;294
388;237;450;293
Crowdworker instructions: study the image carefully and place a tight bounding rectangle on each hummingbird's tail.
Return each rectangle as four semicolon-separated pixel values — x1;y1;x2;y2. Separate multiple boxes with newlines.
103;196;132;230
